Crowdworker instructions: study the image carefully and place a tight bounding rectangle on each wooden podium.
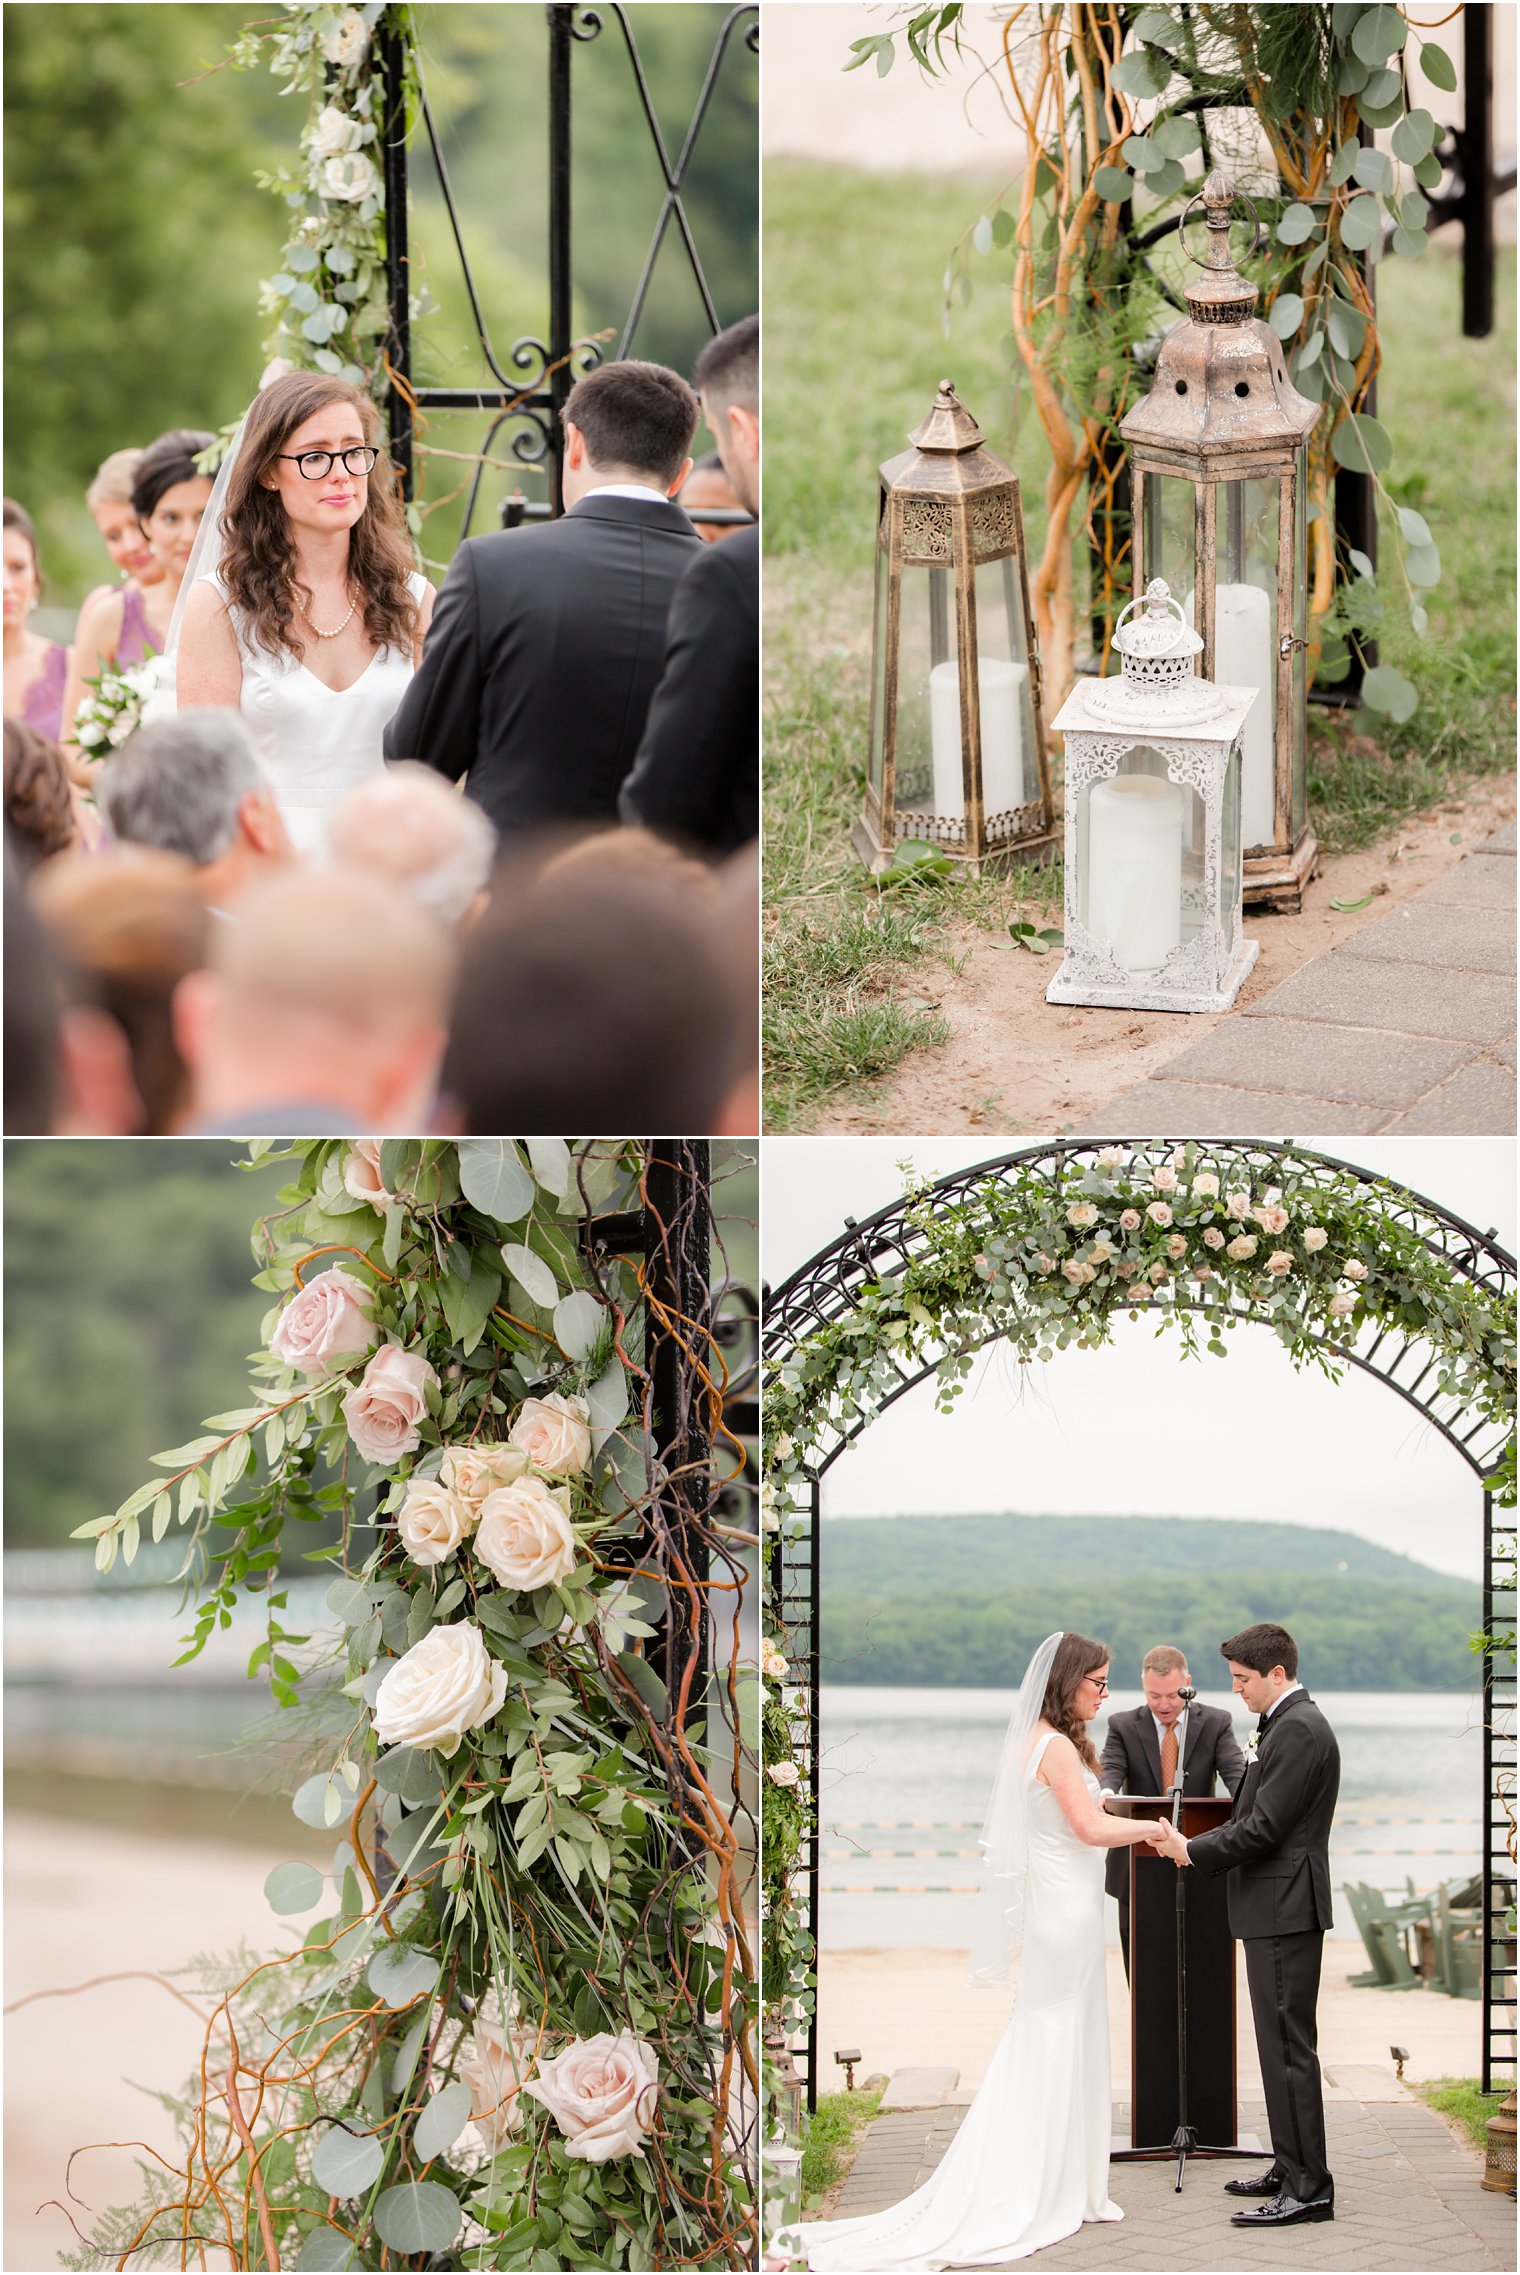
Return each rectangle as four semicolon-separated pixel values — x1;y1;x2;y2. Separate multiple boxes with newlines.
1107;1795;1250;2157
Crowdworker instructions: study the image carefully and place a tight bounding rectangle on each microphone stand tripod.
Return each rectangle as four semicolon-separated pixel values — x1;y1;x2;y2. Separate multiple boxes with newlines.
1111;1691;1260;2194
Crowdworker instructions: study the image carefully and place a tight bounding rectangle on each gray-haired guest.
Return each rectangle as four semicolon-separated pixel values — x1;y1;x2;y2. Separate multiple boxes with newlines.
98;708;293;916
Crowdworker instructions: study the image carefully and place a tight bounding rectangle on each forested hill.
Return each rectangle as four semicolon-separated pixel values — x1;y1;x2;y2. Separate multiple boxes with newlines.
819;1515;1481;1692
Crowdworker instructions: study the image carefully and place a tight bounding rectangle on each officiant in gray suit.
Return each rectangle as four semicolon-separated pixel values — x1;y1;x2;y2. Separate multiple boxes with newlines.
1099;1643;1246;1976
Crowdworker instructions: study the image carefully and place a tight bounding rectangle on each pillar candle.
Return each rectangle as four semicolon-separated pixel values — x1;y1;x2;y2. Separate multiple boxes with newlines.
928;657;1028;817
1087;774;1184;971
1187;582;1275;849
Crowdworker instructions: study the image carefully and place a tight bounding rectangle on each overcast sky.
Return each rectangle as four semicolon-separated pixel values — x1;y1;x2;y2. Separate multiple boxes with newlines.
762;1140;1515;1582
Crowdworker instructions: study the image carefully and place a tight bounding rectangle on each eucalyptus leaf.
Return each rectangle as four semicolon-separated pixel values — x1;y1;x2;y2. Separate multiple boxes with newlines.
1359;665;1418;723
1396;506;1433;549
1329;139;1360;187
1392;225;1427;260
294;2229;361;2271
1404;541;1442;587
414;2079;473;2162
1277;203;1316;246
375;1744;446;1806
457;1139;534;1224
553;1289;604;1361
1361;66;1403;108
1122;134;1164;176
1418;39;1457;93
373;2182;462;2256
1347;548;1375;582
501;1242;558;1308
292;1773;347;1831
367;1940;441;2007
1390;107;1436;162
525;1137;572;1196
1146;157;1186;201
1351;4;1406;65
1150;113;1200;159
1326;300;1367;359
310;2121;386;2198
1352;146;1393;193
285;241;320;272
972;213;993;254
1110;47;1170;98
1093;166;1133;204
265;1860;325;1915
1330;413;1393;476
1267;293;1304;339
1338;195;1382;252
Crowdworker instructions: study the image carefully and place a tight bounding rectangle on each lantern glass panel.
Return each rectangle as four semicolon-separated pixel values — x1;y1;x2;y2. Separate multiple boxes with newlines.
1142;473;1195;628
1221;743;1242;957
890;565;957;824
1077;746;1202;975
867;541;891;808
1214;477;1280;852
1290;464;1308;836
966;555;1038;817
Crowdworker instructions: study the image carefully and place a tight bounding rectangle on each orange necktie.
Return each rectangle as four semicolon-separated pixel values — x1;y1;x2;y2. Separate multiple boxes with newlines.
1161;1724;1179;1791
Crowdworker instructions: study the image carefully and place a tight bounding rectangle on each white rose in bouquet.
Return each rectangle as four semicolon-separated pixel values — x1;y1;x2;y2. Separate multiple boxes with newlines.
460;1990;537;2150
524;2030;660;2164
397;1480;475;1567
1343;1259;1369;1282
342;1343;437;1464
1265;1251;1294;1276
269;1266;376;1374
474;1476;578;1591
1225;1234;1258;1261
344;1139;391;1208
440;1441;530;1507
1151;1166;1179;1192
310;103;363;161
768;1761;801;1787
320;151;381;204
1203;1227;1226;1251
320;8;371;65
373;1620;507;1757
508;1392;592;1477
1225;1190;1251;1218
1303;1227;1328;1252
1146;1201;1173;1227
1094;1147;1128;1169
1329;1290;1358;1318
1066;1202;1098;1228
1252;1204;1290;1236
1192;1173;1220;1198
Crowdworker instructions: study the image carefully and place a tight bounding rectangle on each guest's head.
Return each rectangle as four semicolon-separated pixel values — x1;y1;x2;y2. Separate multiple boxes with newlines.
30;848;211;1133
131;430;217;592
175;868;453;1131
695;315;759;517
679;451;746;543
327;764;496;930
225;371;417;661
1141;1645;1190;1729
86;447;161;584
1219;1623;1298;1714
4;718;77;871
3;498;44;628
439;831;751;1132
98;710;292;908
560;360;699;507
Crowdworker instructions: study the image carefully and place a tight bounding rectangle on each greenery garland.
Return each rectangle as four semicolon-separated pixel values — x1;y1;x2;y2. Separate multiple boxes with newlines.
760;1140;1515;2198
70;1139;754;2273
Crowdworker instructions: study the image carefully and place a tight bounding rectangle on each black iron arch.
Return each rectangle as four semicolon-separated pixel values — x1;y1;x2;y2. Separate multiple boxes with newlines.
765;1140;1516;2106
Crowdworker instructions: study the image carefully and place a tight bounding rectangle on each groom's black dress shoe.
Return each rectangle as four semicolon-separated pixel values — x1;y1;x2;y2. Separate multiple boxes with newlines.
1230;2191;1334;2228
1223;2169;1283;2198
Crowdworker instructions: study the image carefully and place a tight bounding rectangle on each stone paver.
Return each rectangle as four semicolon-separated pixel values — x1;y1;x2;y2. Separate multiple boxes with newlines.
1079;834;1516;1137
825;2087;1516;2271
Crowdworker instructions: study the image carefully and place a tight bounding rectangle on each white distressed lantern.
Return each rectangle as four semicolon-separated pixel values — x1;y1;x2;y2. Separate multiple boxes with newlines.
1046;579;1259;1014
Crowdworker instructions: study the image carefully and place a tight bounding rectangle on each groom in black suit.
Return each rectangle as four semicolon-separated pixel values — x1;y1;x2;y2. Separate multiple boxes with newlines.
1099;1644;1245;1977
1155;1622;1341;2230
385;360;701;834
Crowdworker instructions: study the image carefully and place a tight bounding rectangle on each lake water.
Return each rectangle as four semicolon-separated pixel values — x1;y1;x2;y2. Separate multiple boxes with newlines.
817;1686;1485;1947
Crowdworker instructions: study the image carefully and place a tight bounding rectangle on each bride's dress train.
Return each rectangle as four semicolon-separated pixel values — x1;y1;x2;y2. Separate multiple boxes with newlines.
794;1731;1121;2271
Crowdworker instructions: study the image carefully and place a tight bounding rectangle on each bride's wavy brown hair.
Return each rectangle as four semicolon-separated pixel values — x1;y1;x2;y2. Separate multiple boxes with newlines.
219;373;419;662
1042;1632;1109;1773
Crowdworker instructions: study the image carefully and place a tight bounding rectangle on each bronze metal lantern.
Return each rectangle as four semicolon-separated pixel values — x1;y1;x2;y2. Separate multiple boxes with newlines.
1121;171;1320;912
855;381;1056;877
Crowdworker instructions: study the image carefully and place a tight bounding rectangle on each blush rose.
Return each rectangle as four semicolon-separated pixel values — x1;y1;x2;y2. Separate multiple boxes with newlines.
523;2031;660;2164
269;1267;376;1374
508;1393;592;1478
342;1344;437;1464
474;1477;578;1592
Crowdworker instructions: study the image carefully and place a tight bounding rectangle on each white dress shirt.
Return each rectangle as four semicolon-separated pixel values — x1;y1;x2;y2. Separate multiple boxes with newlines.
581;480;674;505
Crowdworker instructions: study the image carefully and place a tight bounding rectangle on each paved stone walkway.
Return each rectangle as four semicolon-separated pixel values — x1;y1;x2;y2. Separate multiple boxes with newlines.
1082;823;1516;1136
830;2087;1515;2271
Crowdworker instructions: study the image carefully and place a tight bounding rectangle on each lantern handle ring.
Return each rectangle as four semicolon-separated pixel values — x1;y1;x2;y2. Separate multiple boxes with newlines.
1178;186;1265;270
1114;579;1186;640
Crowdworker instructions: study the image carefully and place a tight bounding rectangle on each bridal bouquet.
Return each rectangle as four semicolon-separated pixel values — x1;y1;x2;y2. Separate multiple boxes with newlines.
72;649;169;758
69;1139;754;2272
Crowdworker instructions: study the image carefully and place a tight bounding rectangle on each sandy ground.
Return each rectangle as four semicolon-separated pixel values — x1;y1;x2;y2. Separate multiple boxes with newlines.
5;1813;303;2274
815;1941;1483;2105
813;772;1518;1136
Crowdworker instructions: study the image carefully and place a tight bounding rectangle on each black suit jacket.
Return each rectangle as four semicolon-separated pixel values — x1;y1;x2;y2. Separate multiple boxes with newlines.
1185;1686;1340;1938
1099;1701;1247;1901
618;520;758;854
384;494;701;834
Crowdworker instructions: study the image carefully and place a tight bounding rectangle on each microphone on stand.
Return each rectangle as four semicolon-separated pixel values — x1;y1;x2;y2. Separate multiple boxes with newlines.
1170;1686;1196;1820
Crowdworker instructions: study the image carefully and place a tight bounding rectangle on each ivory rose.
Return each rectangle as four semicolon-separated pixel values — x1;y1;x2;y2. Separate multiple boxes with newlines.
1329;1291;1357;1318
1194;1264;1214;1282
1114;1260;1138;1279
1148;1260;1169;1284
509;1392;592;1477
460;1990;536;2150
320;8;370;65
1151;1167;1179;1193
1252;1204;1290;1236
1147;1201;1173;1227
1129;1282;1152;1303
1304;1227;1328;1252
342;1344;437;1463
344;1140;390;1209
1192;1173;1220;1199
440;1441;529;1507
474;1476;577;1592
1225;1190;1251;1218
397;1480;474;1567
1061;1258;1095;1287
1066;1201;1099;1228
1095;1147;1128;1169
762;1647;789;1680
524;2031;660;2164
1203;1227;1226;1251
1265;1251;1294;1277
1089;1237;1116;1262
1226;1234;1258;1262
310;103;362;160
269;1267;376;1374
1166;1234;1188;1260
373;1620;507;1757
1343;1259;1369;1282
1119;1209;1141;1233
321;150;381;204
768;1761;801;1787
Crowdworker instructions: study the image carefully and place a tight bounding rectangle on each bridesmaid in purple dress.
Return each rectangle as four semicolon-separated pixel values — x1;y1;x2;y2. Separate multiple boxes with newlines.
3;500;71;740
61;446;177;749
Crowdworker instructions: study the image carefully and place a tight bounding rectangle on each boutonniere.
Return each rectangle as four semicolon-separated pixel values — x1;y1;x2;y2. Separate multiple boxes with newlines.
1245;1729;1261;1759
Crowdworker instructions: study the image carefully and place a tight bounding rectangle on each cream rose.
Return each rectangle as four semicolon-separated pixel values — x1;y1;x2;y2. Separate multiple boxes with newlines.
1329;1290;1357;1318
1225;1190;1251;1218
1265;1251;1294;1277
1089;1237;1116;1262
269;1266;376;1374
508;1392;592;1478
1119;1209;1141;1233
1129;1282;1152;1303
1147;1201;1173;1227
1066;1201;1099;1228
1166;1234;1188;1260
1034;1252;1056;1274
342;1343;437;1464
1203;1227;1226;1251
1194;1264;1213;1282
768;1761;801;1787
1343;1259;1369;1282
774;1433;794;1462
524;2031;659;2164
344;1139;391;1209
1192;1173;1220;1199
1252;1204;1290;1236
310;103;362;160
474;1476;577;1592
1226;1234;1258;1261
1061;1258;1095;1286
321;150;381;204
320;8;370;65
1151;1166;1179;1193
373;1620;507;1757
1114;1260;1137;1280
440;1441;530;1507
1095;1147;1128;1169
1303;1227;1328;1252
397;1480;475;1567
461;1991;536;2151
762;1648;789;1680
1148;1260;1170;1284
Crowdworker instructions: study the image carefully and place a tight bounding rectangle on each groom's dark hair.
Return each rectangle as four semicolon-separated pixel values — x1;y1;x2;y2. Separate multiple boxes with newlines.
1221;1622;1298;1679
561;360;699;485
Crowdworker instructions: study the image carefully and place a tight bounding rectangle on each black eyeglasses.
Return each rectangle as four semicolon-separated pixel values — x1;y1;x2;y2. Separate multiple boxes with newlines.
1086;1677;1110;1695
276;446;379;481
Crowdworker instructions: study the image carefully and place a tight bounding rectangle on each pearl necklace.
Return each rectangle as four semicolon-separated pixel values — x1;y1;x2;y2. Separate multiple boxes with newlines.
294;587;357;640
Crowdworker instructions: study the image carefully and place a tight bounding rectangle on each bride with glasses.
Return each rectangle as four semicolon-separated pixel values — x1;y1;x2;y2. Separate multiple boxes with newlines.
172;369;433;856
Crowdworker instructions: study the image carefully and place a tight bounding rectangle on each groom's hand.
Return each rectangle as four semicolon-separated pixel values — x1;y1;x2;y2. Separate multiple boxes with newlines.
1152;1818;1190;1867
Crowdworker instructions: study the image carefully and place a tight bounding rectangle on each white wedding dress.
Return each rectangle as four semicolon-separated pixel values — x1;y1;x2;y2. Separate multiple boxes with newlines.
217;570;429;857
794;1732;1122;2271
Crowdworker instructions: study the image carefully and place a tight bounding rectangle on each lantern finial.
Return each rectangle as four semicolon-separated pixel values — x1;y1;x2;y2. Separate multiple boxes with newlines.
1180;170;1260;325
908;380;986;454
